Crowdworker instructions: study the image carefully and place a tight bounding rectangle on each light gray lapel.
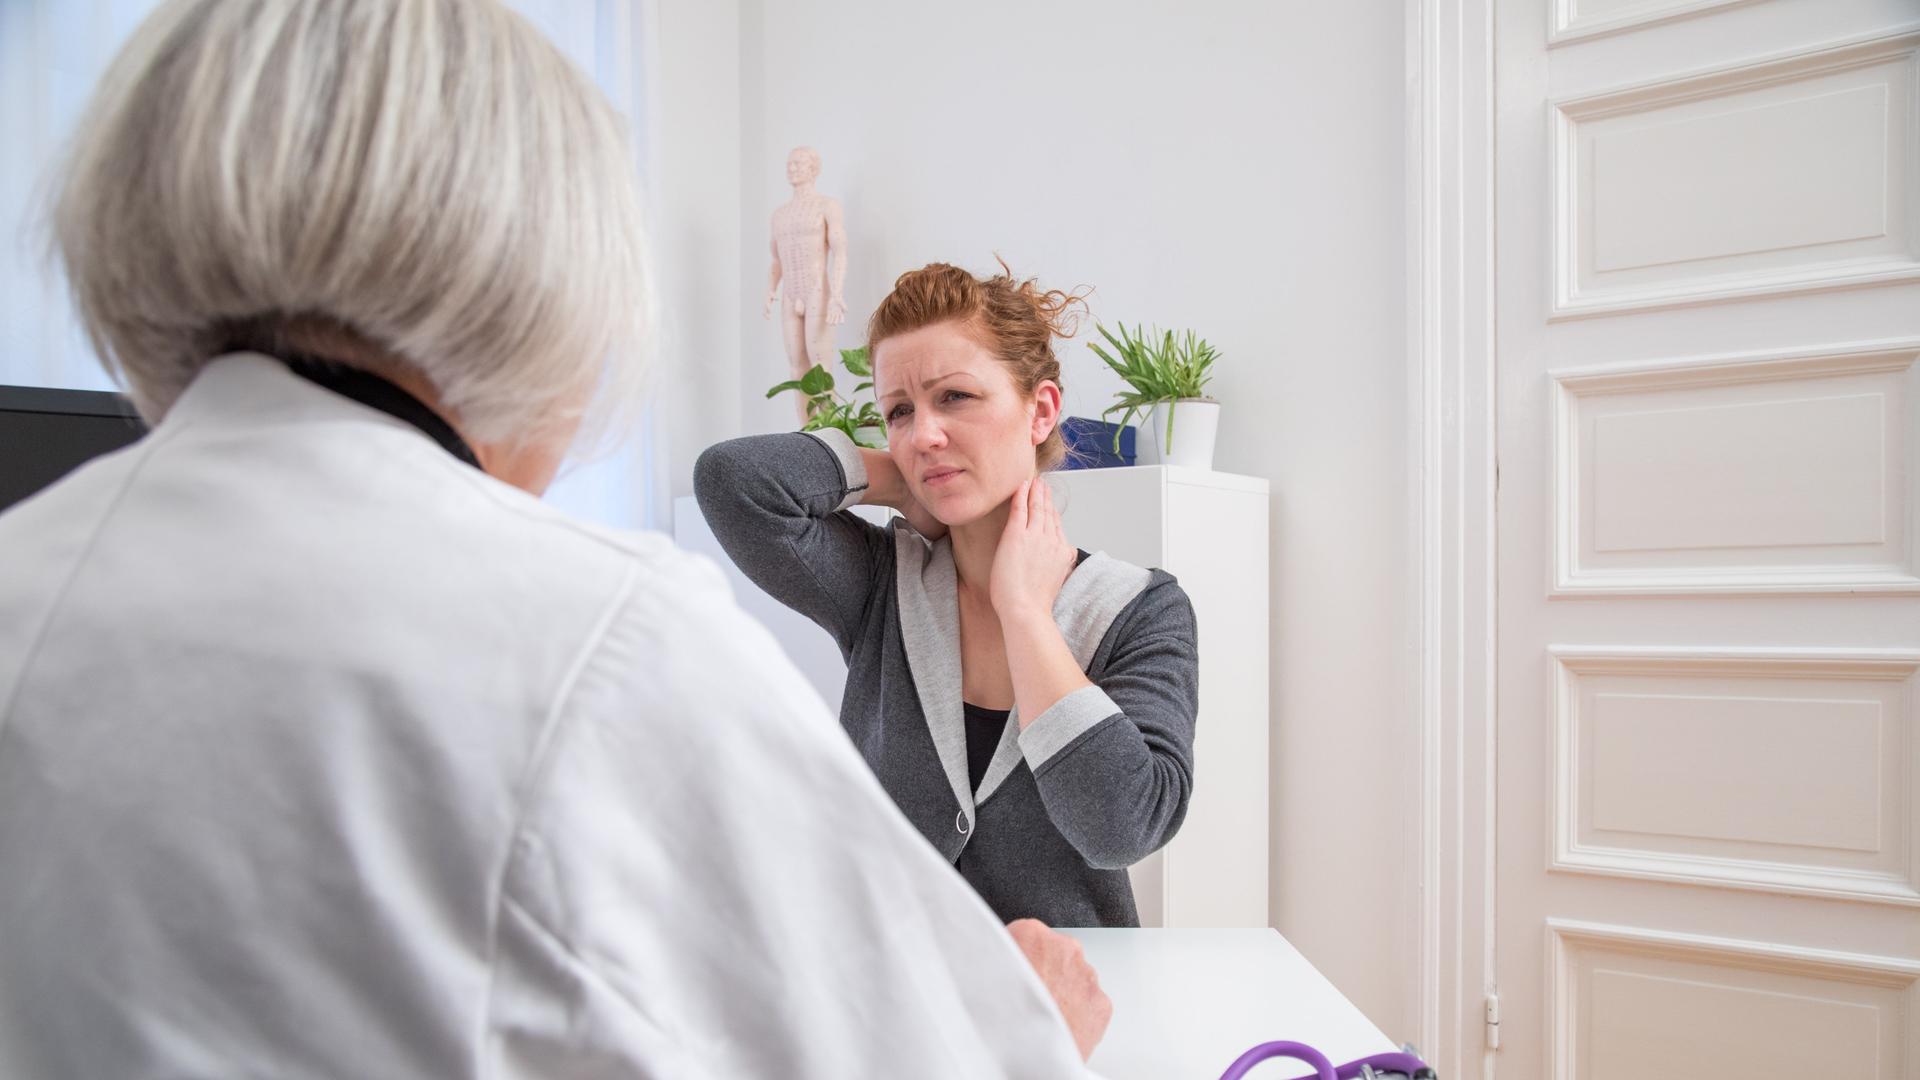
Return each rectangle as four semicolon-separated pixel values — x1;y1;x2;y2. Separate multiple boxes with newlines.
1050;552;1154;667
972;551;1154;805
893;529;975;826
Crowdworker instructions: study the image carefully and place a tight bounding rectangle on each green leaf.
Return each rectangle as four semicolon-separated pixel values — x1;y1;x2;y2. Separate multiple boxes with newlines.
1101;402;1148;455
799;364;834;396
840;347;871;377
1094;320;1222;421
764;379;803;399
853;381;873;394
1087;341;1120;375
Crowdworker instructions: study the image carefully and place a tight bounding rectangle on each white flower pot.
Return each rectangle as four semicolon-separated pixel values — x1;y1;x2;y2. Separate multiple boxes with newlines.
1136;399;1219;469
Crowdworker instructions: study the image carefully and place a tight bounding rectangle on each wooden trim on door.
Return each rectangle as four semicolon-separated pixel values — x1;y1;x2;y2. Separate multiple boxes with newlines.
1409;0;1500;1076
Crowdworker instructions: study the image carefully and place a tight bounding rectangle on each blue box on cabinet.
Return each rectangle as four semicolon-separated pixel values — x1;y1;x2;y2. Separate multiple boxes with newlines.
1060;417;1134;469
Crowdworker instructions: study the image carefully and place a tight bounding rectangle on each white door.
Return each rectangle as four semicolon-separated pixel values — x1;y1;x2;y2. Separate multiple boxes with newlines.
1493;0;1920;1076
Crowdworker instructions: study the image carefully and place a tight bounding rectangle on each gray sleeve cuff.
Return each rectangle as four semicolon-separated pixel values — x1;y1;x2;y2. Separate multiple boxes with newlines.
1019;685;1122;771
802;429;869;512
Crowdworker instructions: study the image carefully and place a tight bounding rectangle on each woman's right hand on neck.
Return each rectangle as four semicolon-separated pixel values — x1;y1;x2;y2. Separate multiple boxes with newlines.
859;447;948;540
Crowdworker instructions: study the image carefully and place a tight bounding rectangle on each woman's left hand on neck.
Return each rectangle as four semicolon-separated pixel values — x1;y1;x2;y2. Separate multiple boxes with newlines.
986;477;1077;629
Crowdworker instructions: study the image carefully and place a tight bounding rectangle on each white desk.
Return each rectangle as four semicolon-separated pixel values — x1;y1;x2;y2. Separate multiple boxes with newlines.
1060;928;1399;1079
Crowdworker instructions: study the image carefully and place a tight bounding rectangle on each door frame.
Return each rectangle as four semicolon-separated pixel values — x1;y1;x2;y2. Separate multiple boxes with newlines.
1407;1;1499;1077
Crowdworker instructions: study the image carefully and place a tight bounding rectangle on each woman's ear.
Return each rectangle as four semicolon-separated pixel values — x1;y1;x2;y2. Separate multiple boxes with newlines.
1030;380;1063;446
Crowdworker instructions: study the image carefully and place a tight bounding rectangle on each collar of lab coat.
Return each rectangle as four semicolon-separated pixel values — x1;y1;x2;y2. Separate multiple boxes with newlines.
891;527;1152;817
169;352;454;450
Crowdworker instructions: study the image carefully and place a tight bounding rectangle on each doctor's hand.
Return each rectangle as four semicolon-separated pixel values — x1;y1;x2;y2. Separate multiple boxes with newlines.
1008;919;1112;1062
989;478;1075;625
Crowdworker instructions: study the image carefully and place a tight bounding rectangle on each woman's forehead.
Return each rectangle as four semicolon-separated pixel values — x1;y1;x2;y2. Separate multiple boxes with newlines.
874;323;1003;391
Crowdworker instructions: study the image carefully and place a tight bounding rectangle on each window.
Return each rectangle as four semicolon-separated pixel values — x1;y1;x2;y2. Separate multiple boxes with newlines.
0;0;658;528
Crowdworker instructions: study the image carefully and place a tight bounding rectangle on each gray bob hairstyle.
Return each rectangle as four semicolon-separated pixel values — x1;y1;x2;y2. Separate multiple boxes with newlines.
52;0;652;448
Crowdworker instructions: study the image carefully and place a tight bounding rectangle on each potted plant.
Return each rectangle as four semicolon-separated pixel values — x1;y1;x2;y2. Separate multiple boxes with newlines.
1089;323;1221;468
766;346;885;448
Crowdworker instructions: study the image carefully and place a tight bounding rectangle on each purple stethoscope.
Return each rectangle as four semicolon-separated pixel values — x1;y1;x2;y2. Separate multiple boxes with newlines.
1219;1041;1435;1080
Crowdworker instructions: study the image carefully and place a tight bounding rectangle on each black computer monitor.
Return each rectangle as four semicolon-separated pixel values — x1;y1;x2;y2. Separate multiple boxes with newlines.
0;385;148;514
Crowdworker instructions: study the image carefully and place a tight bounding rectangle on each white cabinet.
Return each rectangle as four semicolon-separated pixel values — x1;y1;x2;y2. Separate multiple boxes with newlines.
1049;465;1270;928
673;462;1270;928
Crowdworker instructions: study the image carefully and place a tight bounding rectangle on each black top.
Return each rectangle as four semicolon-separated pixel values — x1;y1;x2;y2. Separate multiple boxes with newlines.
962;702;1011;792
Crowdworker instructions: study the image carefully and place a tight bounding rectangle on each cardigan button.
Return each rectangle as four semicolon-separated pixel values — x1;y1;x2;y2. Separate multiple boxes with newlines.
955;810;970;836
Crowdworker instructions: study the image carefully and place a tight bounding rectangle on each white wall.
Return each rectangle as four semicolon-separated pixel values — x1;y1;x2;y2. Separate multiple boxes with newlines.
644;0;743;511
708;0;1418;1038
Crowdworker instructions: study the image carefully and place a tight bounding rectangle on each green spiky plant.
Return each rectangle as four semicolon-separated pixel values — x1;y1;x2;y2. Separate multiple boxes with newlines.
1088;323;1219;455
766;346;885;448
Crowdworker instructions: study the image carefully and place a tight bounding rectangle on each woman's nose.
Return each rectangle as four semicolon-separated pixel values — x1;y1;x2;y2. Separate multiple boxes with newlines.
911;413;946;451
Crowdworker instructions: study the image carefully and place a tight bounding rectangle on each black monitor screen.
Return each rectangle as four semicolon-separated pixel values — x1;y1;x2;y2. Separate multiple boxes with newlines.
0;385;148;515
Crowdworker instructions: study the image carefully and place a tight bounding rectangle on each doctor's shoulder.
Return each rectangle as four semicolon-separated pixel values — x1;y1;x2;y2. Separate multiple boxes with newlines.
488;498;825;698
484;496;739;611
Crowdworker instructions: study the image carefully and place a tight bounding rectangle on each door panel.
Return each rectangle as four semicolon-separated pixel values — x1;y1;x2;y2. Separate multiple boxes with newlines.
1494;0;1920;1075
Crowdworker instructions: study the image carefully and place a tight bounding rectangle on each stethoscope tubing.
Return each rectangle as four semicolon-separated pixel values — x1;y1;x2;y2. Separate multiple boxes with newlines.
1218;1042;1433;1080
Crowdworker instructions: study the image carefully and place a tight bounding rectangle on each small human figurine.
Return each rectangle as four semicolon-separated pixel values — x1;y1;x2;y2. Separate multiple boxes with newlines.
764;146;848;421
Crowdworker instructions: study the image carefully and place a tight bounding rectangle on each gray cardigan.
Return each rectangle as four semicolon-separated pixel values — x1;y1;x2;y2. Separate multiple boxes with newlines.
693;429;1199;927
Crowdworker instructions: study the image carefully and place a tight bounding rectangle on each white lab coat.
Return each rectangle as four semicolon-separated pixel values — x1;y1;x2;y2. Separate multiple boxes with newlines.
0;354;1095;1079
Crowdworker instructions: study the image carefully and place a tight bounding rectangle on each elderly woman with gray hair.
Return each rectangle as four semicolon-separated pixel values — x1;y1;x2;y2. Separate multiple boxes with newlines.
0;1;1109;1075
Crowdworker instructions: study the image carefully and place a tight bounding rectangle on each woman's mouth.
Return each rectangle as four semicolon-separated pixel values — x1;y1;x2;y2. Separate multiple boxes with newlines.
922;467;964;488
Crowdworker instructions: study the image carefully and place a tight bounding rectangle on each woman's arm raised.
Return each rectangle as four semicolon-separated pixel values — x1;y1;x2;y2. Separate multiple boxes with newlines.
693;429;890;654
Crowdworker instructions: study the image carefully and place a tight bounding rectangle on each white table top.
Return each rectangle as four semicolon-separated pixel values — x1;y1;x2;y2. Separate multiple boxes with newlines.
1060;928;1399;1080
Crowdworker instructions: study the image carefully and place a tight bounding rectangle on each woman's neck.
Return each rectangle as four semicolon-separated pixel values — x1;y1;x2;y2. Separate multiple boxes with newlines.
950;498;1011;596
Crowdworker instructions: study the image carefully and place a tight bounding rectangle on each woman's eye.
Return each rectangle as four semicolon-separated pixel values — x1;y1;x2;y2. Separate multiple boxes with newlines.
942;391;972;404
886;405;910;423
